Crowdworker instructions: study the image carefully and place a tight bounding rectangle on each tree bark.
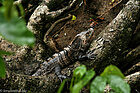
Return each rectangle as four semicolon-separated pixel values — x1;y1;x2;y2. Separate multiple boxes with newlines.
122;45;140;73
125;71;140;93
85;0;140;74
124;62;140;76
0;70;59;93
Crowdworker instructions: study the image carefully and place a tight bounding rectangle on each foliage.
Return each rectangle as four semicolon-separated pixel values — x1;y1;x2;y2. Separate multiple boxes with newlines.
0;0;35;78
0;0;35;46
90;76;107;93
73;65;87;82
72;15;76;21
101;65;125;79
71;69;95;93
0;0;3;3
58;65;130;93
57;79;67;93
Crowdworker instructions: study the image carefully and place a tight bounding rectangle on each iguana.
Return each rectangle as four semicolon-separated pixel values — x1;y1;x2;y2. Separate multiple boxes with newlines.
32;28;96;78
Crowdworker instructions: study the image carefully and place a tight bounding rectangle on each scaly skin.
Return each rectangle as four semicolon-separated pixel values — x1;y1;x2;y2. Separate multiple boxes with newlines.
32;28;95;78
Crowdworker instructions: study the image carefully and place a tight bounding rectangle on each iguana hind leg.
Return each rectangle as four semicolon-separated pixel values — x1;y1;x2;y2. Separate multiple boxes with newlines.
55;64;67;82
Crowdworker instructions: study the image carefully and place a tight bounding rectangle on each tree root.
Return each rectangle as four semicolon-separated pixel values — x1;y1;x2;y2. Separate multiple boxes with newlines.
124;62;140;76
125;71;140;93
87;0;140;74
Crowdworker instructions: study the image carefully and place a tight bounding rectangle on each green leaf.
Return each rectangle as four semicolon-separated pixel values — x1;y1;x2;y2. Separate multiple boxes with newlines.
3;0;14;20
72;69;95;93
73;65;87;84
70;76;74;91
0;11;5;22
57;79;67;93
0;50;12;56
72;15;76;21
0;17;35;46
107;75;130;93
0;1;35;46
0;0;3;3
16;4;24;17
73;65;87;80
101;65;124;79
0;56;6;78
90;76;107;93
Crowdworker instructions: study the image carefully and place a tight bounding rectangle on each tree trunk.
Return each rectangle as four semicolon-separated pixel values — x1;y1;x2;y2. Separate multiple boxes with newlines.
85;0;140;74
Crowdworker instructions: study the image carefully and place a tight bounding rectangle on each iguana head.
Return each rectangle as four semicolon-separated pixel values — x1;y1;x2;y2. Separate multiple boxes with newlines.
70;28;94;50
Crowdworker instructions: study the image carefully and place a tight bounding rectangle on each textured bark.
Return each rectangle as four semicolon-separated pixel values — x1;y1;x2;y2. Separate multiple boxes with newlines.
124;62;140;76
122;45;140;73
27;0;77;34
130;22;140;48
85;0;140;74
25;0;78;64
125;71;140;93
0;70;60;93
0;0;140;92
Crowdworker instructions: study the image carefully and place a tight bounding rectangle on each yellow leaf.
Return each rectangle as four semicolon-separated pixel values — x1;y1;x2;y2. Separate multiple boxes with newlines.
112;0;115;2
72;15;76;21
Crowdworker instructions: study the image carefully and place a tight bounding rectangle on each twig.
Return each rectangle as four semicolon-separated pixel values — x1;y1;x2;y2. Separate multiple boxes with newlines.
44;14;72;43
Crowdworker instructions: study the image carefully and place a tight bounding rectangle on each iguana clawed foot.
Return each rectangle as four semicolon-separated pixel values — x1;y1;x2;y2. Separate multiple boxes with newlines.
78;50;97;60
55;64;70;82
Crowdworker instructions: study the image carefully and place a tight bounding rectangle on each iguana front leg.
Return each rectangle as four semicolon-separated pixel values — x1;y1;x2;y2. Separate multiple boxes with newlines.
78;50;97;60
79;36;106;60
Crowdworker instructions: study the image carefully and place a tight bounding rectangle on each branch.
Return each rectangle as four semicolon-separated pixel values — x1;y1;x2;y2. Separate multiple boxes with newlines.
124;62;140;75
122;45;140;73
125;71;140;92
